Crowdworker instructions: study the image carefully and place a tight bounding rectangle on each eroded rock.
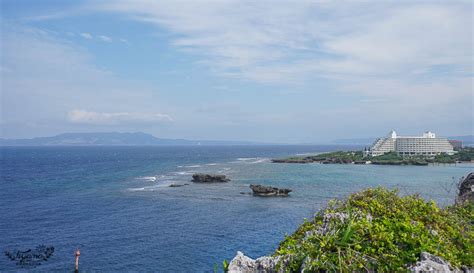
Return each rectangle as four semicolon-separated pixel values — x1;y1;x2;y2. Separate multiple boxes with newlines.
457;172;474;204
191;173;230;183
228;251;282;273
409;252;458;273
250;184;292;197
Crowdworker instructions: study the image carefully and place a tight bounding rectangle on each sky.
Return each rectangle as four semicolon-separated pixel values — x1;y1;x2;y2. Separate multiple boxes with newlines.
0;0;473;143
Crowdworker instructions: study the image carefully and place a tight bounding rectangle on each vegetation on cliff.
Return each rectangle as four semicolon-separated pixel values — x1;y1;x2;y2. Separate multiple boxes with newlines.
275;187;473;272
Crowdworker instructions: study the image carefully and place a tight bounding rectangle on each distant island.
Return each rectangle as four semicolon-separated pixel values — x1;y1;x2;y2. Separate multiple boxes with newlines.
0;132;269;146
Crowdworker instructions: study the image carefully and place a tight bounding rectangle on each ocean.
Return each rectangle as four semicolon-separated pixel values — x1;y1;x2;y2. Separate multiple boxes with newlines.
0;145;472;272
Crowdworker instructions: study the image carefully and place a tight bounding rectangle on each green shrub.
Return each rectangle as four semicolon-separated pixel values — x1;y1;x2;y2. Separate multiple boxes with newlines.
275;187;473;272
372;151;402;161
457;148;474;161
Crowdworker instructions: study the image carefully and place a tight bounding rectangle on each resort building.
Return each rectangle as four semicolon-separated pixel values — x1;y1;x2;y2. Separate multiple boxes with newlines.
365;130;455;157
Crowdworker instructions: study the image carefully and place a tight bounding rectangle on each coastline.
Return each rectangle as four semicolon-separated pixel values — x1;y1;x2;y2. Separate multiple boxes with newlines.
271;148;474;166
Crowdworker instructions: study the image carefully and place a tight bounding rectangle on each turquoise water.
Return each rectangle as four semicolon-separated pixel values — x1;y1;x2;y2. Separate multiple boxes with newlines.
0;146;471;272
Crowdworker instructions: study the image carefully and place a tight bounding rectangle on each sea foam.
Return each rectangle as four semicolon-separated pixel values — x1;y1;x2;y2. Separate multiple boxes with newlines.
136;176;157;182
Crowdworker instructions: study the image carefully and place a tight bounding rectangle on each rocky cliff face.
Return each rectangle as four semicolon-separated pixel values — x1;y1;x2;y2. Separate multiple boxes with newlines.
457;172;474;204
228;251;471;273
408;252;465;273
227;252;282;273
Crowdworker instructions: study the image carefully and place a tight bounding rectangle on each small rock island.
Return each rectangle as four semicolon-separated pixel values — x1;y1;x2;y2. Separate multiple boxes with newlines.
250;184;292;197
192;173;230;183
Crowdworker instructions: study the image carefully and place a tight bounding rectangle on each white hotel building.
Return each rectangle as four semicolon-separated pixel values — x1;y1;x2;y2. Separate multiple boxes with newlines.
365;131;455;157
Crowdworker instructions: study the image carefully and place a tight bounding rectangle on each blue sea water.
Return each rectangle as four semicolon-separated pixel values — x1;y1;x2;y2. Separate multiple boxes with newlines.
0;145;472;272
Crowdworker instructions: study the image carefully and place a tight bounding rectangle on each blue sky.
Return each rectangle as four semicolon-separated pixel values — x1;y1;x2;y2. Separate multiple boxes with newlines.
1;0;472;143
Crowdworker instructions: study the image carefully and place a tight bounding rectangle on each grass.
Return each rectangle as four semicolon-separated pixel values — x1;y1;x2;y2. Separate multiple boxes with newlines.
275;187;474;272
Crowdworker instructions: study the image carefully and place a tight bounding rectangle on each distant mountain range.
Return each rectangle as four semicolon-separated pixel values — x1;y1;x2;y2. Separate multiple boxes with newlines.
332;135;474;146
0;132;267;146
1;132;472;146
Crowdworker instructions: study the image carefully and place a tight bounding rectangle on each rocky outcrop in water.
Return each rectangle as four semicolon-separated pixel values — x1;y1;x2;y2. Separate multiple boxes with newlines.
271;158;313;164
191;173;230;183
457;172;474;204
169;183;189;187
250;184;292;197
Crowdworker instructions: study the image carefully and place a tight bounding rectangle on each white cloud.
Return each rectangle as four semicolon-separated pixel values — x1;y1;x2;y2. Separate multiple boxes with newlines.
98;1;472;84
80;32;93;39
96;1;322;83
68;110;172;125
321;5;471;76
98;35;112;42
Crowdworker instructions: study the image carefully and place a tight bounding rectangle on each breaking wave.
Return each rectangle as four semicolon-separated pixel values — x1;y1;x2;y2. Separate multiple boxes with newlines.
136;176;157;182
185;165;202;168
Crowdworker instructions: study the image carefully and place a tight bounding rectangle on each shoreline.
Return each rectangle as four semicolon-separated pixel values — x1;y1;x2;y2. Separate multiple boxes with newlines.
271;148;474;166
272;159;472;166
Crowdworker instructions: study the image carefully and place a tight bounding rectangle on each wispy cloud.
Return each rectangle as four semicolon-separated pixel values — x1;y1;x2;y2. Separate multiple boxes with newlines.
19;6;92;22
98;35;112;42
68;110;172;125
80;32;92;39
65;32;118;43
21;10;80;22
98;1;472;84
